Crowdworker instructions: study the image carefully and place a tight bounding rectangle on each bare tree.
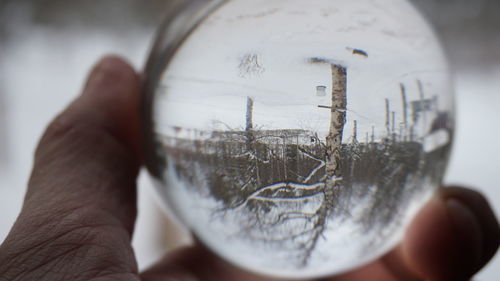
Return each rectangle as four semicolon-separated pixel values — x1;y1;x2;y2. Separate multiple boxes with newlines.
222;64;348;265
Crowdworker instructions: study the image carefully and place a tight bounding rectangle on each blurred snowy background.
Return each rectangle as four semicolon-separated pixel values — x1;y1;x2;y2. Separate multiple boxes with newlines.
0;0;498;279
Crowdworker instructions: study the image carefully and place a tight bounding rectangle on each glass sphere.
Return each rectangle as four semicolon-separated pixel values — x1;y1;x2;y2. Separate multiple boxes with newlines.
142;0;454;278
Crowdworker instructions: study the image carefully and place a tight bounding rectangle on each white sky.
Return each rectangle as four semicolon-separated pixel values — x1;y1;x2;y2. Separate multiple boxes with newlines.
154;0;453;141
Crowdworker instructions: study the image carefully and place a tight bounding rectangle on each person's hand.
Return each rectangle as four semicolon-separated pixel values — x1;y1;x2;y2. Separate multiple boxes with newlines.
0;57;498;281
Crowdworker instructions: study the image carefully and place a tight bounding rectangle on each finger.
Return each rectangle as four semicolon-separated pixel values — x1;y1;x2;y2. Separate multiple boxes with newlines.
0;56;142;281
440;187;500;267
140;245;314;281
333;187;499;281
31;55;141;233
402;187;499;281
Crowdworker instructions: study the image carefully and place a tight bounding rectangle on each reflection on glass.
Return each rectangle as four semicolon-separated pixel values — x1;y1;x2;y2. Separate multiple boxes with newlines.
144;0;454;278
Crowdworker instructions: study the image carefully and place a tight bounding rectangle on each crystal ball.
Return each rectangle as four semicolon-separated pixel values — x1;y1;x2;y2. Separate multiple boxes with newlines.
142;0;454;278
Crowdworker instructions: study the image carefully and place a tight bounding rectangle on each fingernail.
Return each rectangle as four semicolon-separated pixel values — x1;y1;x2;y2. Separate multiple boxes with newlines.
83;56;122;95
446;198;483;267
83;59;107;93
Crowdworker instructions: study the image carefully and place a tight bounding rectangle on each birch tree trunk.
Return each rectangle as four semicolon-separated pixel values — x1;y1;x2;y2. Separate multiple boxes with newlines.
303;64;347;264
325;64;347;181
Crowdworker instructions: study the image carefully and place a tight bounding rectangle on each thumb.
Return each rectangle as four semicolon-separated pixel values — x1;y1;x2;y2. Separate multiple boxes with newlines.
402;187;500;281
0;56;141;281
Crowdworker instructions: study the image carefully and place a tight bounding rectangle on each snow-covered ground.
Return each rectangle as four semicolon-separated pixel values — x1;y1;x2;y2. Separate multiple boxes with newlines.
0;3;499;280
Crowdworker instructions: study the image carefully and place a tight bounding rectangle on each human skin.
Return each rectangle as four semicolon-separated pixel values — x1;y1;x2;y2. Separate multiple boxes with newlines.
0;56;498;281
